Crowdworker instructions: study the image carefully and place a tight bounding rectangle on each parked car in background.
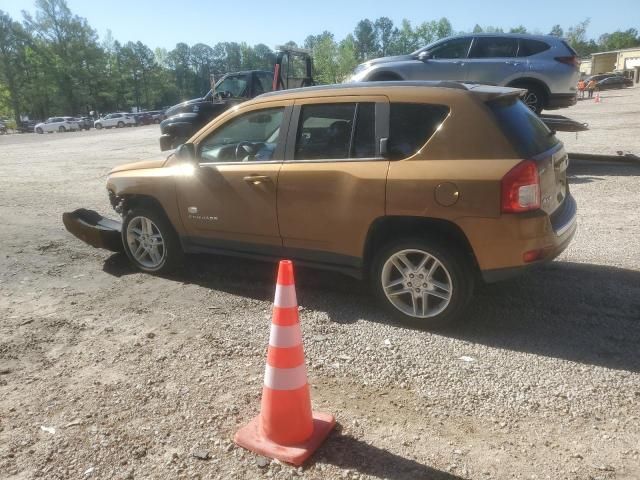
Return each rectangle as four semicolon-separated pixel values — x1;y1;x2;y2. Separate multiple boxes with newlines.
148;111;165;124
75;117;93;130
0;120;7;134
17;120;37;133
94;113;136;129
349;33;580;113
35;117;80;133
64;81;577;329
133;112;154;126
595;76;633;90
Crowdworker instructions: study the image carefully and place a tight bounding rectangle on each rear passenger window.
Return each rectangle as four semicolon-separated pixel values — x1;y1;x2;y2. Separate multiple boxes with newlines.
294;103;376;160
517;39;551;57
469;37;518;58
388;104;449;160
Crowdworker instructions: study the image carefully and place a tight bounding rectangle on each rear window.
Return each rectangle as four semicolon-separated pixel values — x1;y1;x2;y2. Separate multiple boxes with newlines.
488;98;559;158
517;39;550;57
561;40;578;56
388;104;449;160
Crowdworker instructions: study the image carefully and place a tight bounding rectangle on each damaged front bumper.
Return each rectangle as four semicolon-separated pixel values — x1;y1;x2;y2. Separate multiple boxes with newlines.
62;209;123;252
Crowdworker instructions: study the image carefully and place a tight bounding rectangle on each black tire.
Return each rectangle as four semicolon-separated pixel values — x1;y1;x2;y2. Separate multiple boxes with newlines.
117;121;124;128
121;206;183;274
370;238;474;329
58;126;66;132
36;127;43;134
95;123;102;129
518;83;547;114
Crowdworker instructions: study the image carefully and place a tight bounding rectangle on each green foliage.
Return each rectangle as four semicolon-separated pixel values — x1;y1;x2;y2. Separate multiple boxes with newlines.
549;24;564;37
599;29;640;51
1;2;639;125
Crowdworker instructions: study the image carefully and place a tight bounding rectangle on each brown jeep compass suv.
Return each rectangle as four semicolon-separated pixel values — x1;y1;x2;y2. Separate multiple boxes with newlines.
64;81;577;328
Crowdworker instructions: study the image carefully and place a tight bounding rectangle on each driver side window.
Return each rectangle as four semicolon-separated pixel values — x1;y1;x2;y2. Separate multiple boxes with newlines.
199;108;284;164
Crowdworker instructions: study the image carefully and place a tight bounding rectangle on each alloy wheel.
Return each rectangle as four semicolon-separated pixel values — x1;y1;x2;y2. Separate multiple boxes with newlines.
524;92;539;112
381;249;453;318
126;216;166;269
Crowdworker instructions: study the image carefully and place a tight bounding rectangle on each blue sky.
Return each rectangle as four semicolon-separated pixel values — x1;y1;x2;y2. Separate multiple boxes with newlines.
3;0;639;50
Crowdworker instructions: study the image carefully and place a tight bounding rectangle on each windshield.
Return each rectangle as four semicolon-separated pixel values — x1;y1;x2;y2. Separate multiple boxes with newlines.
204;74;251;99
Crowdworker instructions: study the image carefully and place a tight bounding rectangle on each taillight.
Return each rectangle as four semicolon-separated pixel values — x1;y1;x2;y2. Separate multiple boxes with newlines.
555;56;580;68
501;160;540;213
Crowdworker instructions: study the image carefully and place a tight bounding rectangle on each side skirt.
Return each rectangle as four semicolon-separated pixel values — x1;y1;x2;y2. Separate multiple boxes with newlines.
181;236;363;279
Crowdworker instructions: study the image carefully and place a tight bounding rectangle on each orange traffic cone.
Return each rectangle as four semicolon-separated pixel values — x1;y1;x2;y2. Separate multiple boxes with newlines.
234;260;335;465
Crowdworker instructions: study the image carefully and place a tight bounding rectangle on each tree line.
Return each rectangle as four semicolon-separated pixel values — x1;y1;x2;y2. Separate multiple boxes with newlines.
1;0;639;126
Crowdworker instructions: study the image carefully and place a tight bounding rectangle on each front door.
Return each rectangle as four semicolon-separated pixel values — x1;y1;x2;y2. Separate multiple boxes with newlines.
463;36;525;85
277;97;389;266
175;102;291;250
407;37;472;81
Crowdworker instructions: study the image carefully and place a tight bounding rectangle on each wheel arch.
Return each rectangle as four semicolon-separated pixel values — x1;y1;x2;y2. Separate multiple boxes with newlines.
506;77;551;98
363;216;479;275
367;70;405;81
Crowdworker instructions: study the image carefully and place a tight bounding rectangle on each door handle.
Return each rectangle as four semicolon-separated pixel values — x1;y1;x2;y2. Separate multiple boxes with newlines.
243;175;271;185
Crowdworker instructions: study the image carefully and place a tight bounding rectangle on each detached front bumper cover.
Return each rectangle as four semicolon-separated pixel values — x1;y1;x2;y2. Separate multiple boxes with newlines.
62;209;123;252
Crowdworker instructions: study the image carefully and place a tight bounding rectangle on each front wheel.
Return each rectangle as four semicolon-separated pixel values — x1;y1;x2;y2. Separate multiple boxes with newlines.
117;121;124;128
122;206;183;274
371;239;473;329
36;127;43;134
58;126;66;132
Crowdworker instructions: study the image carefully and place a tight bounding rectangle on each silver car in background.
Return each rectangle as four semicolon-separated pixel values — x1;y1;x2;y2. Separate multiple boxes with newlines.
348;34;580;113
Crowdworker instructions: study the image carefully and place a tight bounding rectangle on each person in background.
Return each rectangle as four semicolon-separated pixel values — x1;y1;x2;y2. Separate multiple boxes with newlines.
587;79;597;98
577;79;586;99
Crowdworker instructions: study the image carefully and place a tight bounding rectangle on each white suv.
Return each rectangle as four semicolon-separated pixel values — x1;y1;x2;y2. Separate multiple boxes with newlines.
35;117;80;133
94;113;136;129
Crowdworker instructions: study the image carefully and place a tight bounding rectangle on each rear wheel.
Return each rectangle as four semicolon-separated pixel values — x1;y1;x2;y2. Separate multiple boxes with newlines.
517;83;547;114
58;126;66;133
122;206;183;274
371;238;473;329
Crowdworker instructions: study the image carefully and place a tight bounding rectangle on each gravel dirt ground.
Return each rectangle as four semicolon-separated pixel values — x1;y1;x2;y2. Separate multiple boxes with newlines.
1;101;639;480
557;85;640;156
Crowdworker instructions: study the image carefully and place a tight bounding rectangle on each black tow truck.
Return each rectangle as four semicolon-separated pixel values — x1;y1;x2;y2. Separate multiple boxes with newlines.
159;47;313;151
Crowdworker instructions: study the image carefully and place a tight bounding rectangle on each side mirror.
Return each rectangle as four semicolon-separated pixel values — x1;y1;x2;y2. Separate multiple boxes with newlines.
175;142;196;162
418;51;431;61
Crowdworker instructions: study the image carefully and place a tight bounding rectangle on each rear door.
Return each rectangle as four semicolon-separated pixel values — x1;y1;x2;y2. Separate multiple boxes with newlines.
277;96;389;264
464;36;525;85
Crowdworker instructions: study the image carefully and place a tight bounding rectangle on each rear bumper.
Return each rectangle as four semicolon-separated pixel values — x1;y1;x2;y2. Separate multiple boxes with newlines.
62;209;123;252
546;93;577;110
457;194;577;283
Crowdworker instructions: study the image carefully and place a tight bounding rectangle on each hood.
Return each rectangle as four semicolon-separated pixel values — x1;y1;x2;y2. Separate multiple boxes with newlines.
109;158;167;174
362;54;414;67
161;112;198;127
165;97;206;117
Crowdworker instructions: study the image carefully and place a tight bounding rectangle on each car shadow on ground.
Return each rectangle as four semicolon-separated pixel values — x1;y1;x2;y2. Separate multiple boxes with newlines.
104;254;640;373
567;161;640;184
317;431;466;480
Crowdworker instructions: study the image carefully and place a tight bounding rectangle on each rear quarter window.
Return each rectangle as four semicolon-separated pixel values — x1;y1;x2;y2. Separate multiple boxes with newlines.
388;103;449;160
517;39;551;57
488;98;559;158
